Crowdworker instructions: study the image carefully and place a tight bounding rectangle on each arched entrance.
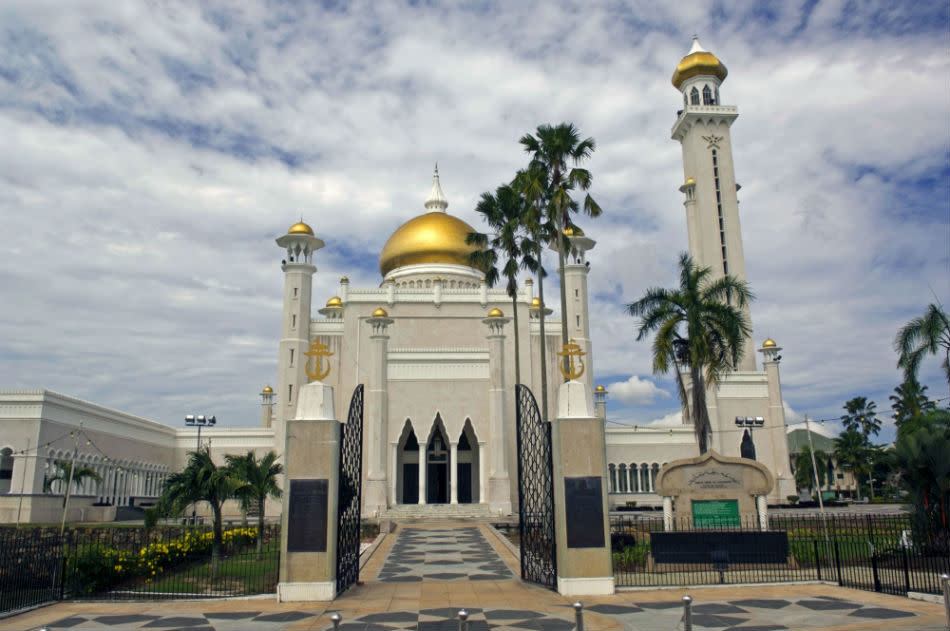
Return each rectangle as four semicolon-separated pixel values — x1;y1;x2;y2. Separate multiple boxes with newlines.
396;421;419;504
456;420;479;504
425;418;450;504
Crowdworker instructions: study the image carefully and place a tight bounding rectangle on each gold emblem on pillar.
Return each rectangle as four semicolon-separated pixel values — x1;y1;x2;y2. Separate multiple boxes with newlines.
557;339;585;380
304;340;333;381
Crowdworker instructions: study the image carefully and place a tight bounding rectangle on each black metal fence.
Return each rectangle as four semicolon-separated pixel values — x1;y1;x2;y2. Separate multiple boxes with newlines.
1;524;280;616
610;512;950;596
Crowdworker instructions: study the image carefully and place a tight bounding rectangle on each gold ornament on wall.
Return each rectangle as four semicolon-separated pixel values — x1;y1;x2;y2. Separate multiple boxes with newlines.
557;339;586;380
304;340;334;381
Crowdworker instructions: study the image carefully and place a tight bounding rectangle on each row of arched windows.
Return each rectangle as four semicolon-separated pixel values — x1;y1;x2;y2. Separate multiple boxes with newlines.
684;84;720;107
395;279;480;289
608;462;665;494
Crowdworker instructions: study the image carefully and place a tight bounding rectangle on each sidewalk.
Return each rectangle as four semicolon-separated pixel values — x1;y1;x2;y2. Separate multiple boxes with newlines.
2;521;947;631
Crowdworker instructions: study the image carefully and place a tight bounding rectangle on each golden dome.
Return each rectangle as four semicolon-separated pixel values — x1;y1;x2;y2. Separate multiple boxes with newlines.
326;296;342;307
378;212;481;276
371;307;388;318
595;385;605;392
288;220;314;236
762;338;776;347
672;38;727;89
340;276;349;283
262;385;273;394
487;308;504;317
531;297;541;307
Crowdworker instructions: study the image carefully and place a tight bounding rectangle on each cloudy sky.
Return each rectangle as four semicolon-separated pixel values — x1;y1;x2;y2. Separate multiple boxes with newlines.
1;1;947;444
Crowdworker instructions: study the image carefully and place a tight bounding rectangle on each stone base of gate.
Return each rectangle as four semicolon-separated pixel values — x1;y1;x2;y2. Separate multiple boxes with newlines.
556;576;616;596
277;580;337;602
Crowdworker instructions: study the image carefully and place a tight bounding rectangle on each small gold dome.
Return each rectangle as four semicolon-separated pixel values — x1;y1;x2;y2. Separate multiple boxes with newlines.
762;338;776;347
487;308;504;317
525;278;532;284
595;385;605;392
672;38;727;89
685;177;695;184
262;385;273;394
371;307;388;318
288;220;314;236
326;296;342;307
531;297;541;307
563;225;585;237
340;276;349;283
379;212;482;276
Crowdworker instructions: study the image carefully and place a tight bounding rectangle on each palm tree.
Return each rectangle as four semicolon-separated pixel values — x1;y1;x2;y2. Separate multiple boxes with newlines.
159;450;238;578
467;184;537;386
840;397;881;439
225;451;282;560
890;377;936;437
894;303;950;387
519;123;602;375
792;446;828;498
833;427;871;500
893;420;949;532
44;459;102;495
626;253;753;454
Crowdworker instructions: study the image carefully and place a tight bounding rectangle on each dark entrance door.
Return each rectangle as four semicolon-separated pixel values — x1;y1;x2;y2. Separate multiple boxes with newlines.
402;464;418;504
427;463;448;503
458;464;472;503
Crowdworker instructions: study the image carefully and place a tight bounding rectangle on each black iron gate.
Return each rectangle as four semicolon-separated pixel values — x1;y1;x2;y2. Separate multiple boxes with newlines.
336;384;364;595
515;384;557;589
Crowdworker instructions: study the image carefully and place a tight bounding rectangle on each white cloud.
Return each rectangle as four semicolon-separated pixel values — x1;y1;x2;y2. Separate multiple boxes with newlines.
608;376;670;405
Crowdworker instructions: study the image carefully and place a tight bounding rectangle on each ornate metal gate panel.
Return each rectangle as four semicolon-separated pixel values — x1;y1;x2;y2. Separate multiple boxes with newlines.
336;384;363;595
515;384;557;589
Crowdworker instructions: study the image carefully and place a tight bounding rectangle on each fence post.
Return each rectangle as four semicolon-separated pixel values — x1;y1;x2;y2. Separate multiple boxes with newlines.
871;547;881;593
812;540;821;581
833;540;843;586
457;609;469;631
900;544;911;595
941;574;949;629
682;595;693;631
573;601;584;631
330;612;341;630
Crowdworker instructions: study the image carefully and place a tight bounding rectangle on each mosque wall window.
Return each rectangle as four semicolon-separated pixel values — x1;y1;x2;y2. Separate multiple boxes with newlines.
289;349;294;366
702;84;714;105
690;87;699;105
288;384;293;403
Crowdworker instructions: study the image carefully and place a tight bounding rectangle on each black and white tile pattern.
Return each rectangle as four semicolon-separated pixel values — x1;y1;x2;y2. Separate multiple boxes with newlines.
376;527;513;583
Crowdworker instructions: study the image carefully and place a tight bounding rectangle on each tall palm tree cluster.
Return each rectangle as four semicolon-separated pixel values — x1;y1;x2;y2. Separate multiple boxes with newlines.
467;122;601;419
159;450;282;569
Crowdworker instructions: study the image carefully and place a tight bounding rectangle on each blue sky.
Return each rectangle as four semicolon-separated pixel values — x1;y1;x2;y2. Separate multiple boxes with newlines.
1;1;947;444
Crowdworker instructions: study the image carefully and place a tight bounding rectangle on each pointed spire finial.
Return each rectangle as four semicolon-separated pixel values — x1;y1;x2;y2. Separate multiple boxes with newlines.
689;35;706;54
425;163;449;212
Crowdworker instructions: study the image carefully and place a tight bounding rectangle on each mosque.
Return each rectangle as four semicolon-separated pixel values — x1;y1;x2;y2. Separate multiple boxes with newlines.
0;38;793;524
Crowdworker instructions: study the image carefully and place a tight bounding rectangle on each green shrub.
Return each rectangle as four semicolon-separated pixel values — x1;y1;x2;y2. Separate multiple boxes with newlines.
612;542;649;570
143;508;158;528
787;495;799;503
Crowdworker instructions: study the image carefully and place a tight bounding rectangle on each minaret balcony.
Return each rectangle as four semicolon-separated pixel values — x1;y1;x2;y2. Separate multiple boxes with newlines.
672;104;739;139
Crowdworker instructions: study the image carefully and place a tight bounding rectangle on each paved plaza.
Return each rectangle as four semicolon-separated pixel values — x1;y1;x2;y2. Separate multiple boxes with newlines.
2;521;947;631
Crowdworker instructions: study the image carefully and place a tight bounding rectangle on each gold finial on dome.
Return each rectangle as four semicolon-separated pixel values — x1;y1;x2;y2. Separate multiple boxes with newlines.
487;308;503;317
762;337;777;347
325;296;342;307
531;297;541;307
288;219;314;235
595;384;605;392
262;385;273;394
672;36;727;89
371;307;388;318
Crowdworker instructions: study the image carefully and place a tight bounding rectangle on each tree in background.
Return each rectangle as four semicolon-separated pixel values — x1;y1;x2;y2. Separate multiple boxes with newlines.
893;417;950;535
225;451;282;560
467;183;538;386
833;427;872;500
159;451;238;579
626;253;753;454
840;396;881;440
792;445;828;499
518;123;602;376
43;459;102;495
894;303;950;387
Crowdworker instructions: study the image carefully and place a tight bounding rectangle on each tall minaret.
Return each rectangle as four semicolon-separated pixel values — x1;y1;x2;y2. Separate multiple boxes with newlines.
274;220;325;451
559;226;596;393
672;36;755;371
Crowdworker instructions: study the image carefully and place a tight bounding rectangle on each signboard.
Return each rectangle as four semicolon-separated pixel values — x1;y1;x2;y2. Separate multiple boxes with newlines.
691;499;740;528
287;479;328;552
565;476;605;548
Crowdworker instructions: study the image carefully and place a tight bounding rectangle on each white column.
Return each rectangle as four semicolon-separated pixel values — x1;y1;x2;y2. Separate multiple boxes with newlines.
390;443;398;505
478;441;487;504
450;442;458;504
418;444;426;505
663;497;673;531
636;467;642;493
365;312;393;515
757;495;769;531
648;467;655;493
483;312;512;514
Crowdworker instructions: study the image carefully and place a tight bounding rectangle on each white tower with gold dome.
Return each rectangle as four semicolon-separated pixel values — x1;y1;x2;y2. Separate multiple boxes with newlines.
672;36;755;371
274;221;324;452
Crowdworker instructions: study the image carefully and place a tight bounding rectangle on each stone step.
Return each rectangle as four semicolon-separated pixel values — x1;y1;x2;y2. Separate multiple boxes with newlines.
380;503;495;521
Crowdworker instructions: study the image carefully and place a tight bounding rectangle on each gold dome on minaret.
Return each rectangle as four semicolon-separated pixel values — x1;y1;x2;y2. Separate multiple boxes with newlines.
672;36;728;89
378;166;481;277
287;220;314;235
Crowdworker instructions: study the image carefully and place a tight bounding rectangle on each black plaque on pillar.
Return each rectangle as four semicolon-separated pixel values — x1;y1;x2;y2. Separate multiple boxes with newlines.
564;476;605;548
287;479;328;552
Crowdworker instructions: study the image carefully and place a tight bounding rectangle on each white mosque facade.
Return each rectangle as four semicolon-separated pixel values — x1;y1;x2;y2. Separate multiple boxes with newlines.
0;39;793;524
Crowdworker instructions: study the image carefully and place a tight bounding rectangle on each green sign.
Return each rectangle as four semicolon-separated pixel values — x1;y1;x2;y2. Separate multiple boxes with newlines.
692;499;740;528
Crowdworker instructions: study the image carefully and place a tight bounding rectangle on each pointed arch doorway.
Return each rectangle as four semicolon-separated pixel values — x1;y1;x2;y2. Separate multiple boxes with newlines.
425;419;450;504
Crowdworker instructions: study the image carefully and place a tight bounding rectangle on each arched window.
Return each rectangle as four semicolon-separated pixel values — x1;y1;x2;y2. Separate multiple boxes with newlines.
618;464;628;493
0;448;13;494
702;84;714;105
690;86;700;105
608;464;617;493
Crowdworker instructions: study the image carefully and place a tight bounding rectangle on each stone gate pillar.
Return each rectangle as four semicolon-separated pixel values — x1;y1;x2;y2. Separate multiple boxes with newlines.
484;308;512;514
551;378;615;596
277;381;340;602
364;308;393;516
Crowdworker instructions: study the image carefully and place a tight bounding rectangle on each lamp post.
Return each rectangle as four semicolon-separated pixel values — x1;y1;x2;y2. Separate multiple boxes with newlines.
184;414;216;524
